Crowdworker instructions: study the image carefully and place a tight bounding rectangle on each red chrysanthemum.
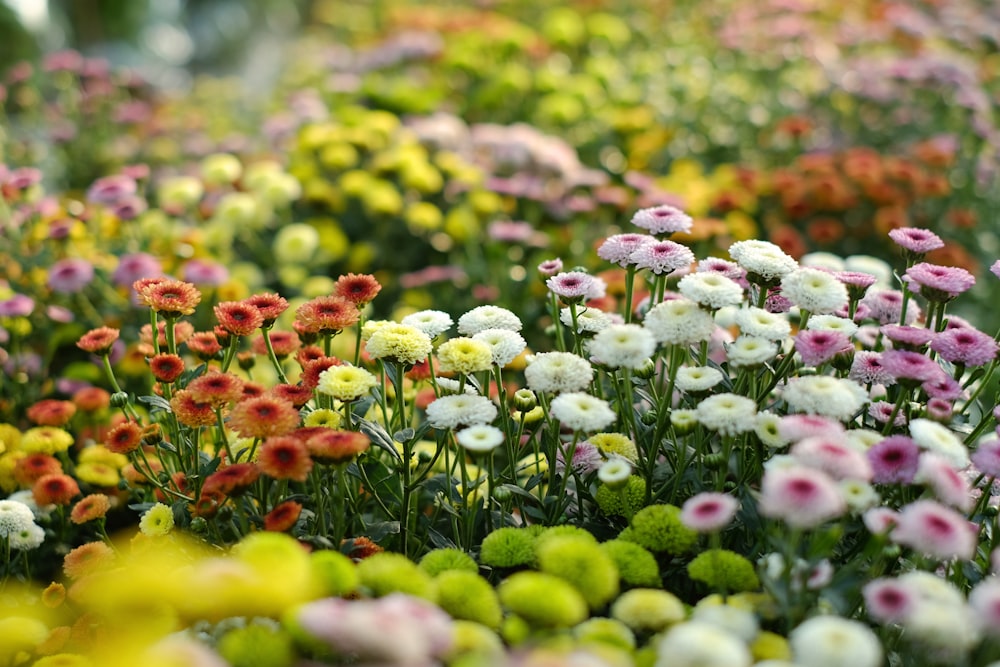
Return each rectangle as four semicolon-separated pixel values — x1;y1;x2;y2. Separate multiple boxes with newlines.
270;384;315;408
170;390;217;427
406;359;432;382
256;436;313;482
305;429;371;464
70;494;112;524
186;331;223;360
240;381;267;399
76;327;120;355
264;500;303;532
189;489;226;518
202;462;260;496
296;345;326;367
299;356;344;389
251;330;301;358
149;353;186;383
243;293;289;327
131;277;169;304
214;301;264;336
294;296;360;335
14;453;64;487
187;371;244;407
104;420;143;455
138;279;202;317
26;399;77;426
33;473;81;505
72;387;111;413
344;536;383;560
335;273;382;306
228;396;300;438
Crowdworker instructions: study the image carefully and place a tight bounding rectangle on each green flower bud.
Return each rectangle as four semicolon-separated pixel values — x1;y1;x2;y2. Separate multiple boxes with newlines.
435;569;503;629
357;552;436;601
513;388;537;412
217;624;294;667
622;504;698;555
535;535;619;610
497;571;588;629
687;549;760;593
600;539;661;588
610;588;686;633
109;392;130;408
310;549;359;597
595;476;647;519
479;527;537;569
419;548;478;576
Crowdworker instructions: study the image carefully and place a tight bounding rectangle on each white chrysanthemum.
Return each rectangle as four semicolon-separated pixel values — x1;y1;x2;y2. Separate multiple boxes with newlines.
800;252;847;272
728;240;798;281
734;307;791;341
401;309;454;338
671;409;699;431
789;616;882;667
755;412;789;449
317;365;378;401
588;324;657;370
643;298;716;346
597;458;633;486
654;621;753;667
677;273;745;310
782;376;869;421
471;328;527;367
455;425;505;453
695;393;757;437
691;602;759;643
561;306;613;333
845;429;883;451
425;394;498;429
726;336;778;368
8;522;45;550
844;255;893;287
840;479;881;512
780;268;849;315
0;500;36;537
524;352;593;394
897;571;965;608
550;393;616;432
806;315;859;338
436;337;494;375
909;418;970;469
903;599;982;657
434;377;480;395
457;305;522;335
674;366;725;393
6;489;52;521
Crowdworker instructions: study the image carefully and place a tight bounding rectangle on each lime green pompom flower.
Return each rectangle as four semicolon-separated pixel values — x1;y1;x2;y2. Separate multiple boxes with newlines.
497;571;588;629
217;624;295;667
434;569;503;629
595;476;647;519
535;534;620;610
687;549;761;593
610;588;686;633
420;548;479;576
574;617;637;652
357;552;436;600
447;621;505;665
620;504;698;555
479;527;537;569
310;550;359;597
600;539;661;588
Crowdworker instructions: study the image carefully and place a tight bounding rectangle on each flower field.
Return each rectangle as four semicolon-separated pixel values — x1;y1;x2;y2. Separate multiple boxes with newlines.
2;1;1000;665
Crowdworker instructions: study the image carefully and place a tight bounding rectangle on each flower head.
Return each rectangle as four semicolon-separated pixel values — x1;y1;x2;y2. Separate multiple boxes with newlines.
546;271;604;302
867;435;920;484
70;493;111;524
48;258;95;294
891;499;976;560
229;396;301;439
681;492;739;532
139;502;175;536
335;273;382;306
588;323;656;369
202;462;260;496
678;272;744;309
695;393;757;437
214;301;264;336
729;239;798;283
401;310;454;338
425;394;498;429
187;371;245;407
135;279;202;317
243;292;289;327
758;465;846;528
550;392;616;432
457;305;522;334
794;329;853;367
643;298;716;346
317;365;377;401
930;327;998;367
903;263;975;302
524;351;593;394
888;227;944;255
32;473;80;505
257;436;313;481
294;296;360;334
456;424;505;454
597;233;654;266
471;328;526;367
789;616;882;667
782;376;869;422
630;240;695;274
365;323;433;366
630;204;693;235
971;437;1000;477
734;307;791;340
780;268;848;315
76;327;120;355
149;353;186;383
437;337;494;375
304;429;370;464
791;436;873;481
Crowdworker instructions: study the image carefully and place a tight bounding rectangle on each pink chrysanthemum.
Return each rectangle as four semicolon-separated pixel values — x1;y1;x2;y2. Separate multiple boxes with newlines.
538;258;563;276
849;351;895;386
794;329;853;367
867;435;920;484
868;401;907;427
930;327;998;367
863;578;917;624
991;259;1000;280
48;258;95;294
879;350;942;384
860;289;919;325
880;324;935;350
758;465;846;528
790;436;873;481
835;271;878;300
546;272;604;301
890;499;976;560
863;507;899;534
680;492;739;532
888;227;944;255
554;440;604;475
968;578;1000;635
971;438;1000;477
596;233;654;266
921;374;965;401
630;240;695;275
914;452;973;511
903;263;976;301
630;204;693;235
698;257;748;287
924;397;953;421
778;415;846;443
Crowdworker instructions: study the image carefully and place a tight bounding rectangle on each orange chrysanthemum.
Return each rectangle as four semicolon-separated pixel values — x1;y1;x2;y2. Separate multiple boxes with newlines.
256;436;313;482
214;301;264;336
270;383;315;408
202;463;260;496
240;381;267;399
25;399;77;427
251;330;301;358
170;390;217;427
243;293;289;327
189;488;226;518
14;453;63;487
136;279;202;317
228;396;300;438
305;430;371;464
149;353;186;383
76;327;120;355
186;331;223;360
187;371;244;407
344;536;383;560
335;273;382;306
139;320;195;355
70;493;112;524
294;296;360;335
296;345;326;367
72;387;111;413
104;420;143;455
122;458;163;485
63;541;116;580
264;500;303;532
33;473;81;505
299;356;343;389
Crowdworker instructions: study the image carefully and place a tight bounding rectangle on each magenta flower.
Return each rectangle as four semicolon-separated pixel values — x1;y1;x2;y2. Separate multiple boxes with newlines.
630;204;693;235
629;240;695;275
778;414;846;442
555;440;603;475
879;349;942;384
849;351;895;386
47;258;95;294
0;294;35;317
903;262;975;301
546;271;603;302
860;289;918;325
868;401;907;427
915;452;973;511
930;327;998;367
863;578;917;624
794;329;853;367
835;270;878;300
972;438;1000;477
111;195;148;220
880;324;935;350
890;499;976;560
888;227;944;255
791;436;873;481
183;259;230;287
758;466;846;528
86;174;137;205
680;492;739;532
921;373;965;401
924;398;953;421
698;257;748;287
111;253;163;288
596;233;653;266
867;435;920;484
537;258;563;276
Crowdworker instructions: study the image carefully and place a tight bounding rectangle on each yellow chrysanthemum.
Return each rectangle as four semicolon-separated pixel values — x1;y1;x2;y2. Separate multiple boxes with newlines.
0;423;20;452
588;433;639;463
78;445;128;469
0;451;26;492
365;323;433;366
303;409;343;429
437;338;494;375
75;462;120;488
139;503;175;537
316;365;377;401
20;427;74;455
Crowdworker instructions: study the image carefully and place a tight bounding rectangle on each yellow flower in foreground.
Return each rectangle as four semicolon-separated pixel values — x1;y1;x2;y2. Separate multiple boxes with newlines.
303;408;343;429
365;323;433;366
20;427;74;455
437;337;494;375
139;503;175;537
317;365;377;401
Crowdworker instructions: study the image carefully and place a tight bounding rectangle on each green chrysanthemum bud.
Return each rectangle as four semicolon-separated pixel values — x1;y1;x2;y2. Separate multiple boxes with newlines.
435;569;503;629
600;539;661;588
535;535;620;610
574;617;636;651
610;588;686;633
356;552;436;601
420;548;479;576
497;572;588;629
310;549;359;597
622;504;698;555
479;527;537;569
217;624;295;667
595;476;647;519
687;549;760;593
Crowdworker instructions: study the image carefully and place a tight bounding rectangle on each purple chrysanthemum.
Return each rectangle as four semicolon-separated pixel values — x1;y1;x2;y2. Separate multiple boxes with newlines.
860;289;919;325
538;258;563;276
630;240;695;275
867;435;920;484
794;329;853;367
930;327;998;367
887;227;944;254
903;263;976;301
868;401;907;427
47;258;95;294
879;349;942;384
630;204;693;235
972;438;1000;477
921;374;965;401
183;259;230;287
596;233;654;266
698;257;748;287
0;294;35;317
86;174;137;205
890;499;976;560
111;253;163;288
880;324;935;350
991;259;1000;280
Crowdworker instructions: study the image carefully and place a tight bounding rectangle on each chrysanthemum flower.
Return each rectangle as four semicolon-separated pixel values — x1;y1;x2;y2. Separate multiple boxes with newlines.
257;436;313;482
401;310;454;338
149;353;186;383
187;371;245;407
678;272;744;309
755;412;789;449
674;366;725;394
13;453;63;487
299;355;343;389
0;500;35;538
456;424;505;454
789;616;882;667
758;465;846;528
135;279;202;317
891;499;976;560
790;436;873;481
304;429;370;464
317;365;377;401
63;541;116;580
729;239;798;284
880;324;935;350
269;383;314;408
903;262;976;302
457;305;522;335
472;328;526;367
863;577;917;624
48;258;95;294
725;336;778;368
556;440;604;475
560;306;613;334
546;271;604;302
72;386;111;413
930;326;998;367
630;239;695;274
425;395;498;429
365;323;433;366
654;621;752;667
19;427;74;454
968;578;1000;636
794;330;853;368
335;273;382;306
588;324;656;370
849;351;895;386
437;337;494;375
538;258;564;276
680;492;739;532
971;438;1000;477
866;435;920;484
524;351;593;394
695;393;757;437
25;399;76;427
170;390;217;428
859;289;919;325
70;493;112;525
229;396;301;439
264;500;303;532
76;327;120;355
139;502;175;536
734;307;791;340
643;298;716;346
630;204;693;235
781;376;869;422
780;267;848;315
597;233;654;266
243;292;290;327
294;296;360;334
214;301;264;336
33;473;80;506
203;462;260;496
909;418;969;469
